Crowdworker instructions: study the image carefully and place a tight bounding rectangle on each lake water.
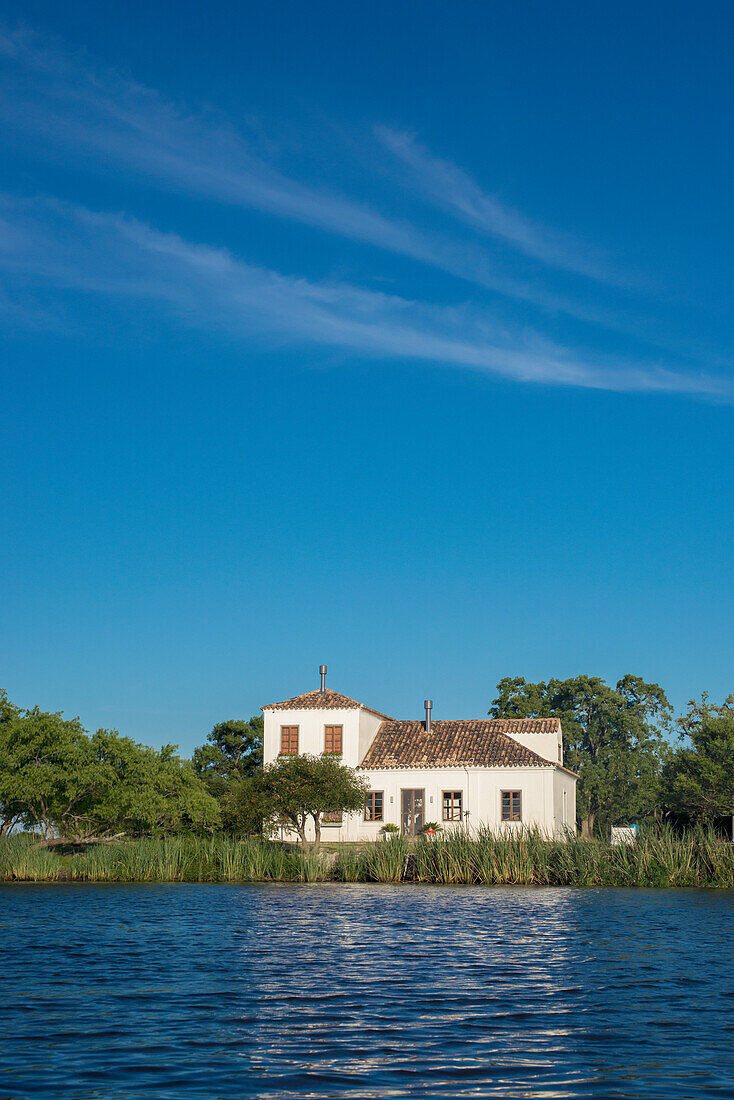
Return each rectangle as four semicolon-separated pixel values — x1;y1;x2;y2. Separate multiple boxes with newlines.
1;884;733;1099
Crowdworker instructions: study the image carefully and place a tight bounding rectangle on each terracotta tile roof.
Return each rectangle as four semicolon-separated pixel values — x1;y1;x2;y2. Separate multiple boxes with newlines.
358;718;560;769
262;688;392;720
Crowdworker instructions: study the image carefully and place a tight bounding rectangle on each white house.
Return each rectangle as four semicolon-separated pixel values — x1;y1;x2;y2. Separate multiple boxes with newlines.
262;667;577;840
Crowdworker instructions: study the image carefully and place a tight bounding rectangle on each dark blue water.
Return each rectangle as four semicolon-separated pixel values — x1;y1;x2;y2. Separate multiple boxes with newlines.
1;884;733;1099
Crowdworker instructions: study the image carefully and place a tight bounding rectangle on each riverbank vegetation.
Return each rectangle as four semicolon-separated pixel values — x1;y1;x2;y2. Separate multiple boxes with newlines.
3;827;734;888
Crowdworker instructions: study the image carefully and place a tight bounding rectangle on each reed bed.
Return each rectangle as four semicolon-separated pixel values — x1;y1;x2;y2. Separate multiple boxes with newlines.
404;826;734;888
2;827;733;887
0;833;303;883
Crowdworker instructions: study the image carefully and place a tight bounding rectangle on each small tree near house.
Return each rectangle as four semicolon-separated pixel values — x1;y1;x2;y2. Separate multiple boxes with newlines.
258;754;369;850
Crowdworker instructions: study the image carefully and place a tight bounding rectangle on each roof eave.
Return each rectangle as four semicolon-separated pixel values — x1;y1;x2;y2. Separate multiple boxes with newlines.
555;764;580;778
358;762;554;770
261;699;392;719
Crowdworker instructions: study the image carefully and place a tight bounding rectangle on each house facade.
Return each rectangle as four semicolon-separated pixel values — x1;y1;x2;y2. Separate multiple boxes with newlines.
262;671;577;840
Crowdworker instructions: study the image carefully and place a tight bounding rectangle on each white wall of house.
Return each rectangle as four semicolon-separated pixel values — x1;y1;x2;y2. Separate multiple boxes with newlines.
358;708;384;762
275;764;573;842
504;727;563;765
552;767;577;834
350;766;571;840
263;706;363;767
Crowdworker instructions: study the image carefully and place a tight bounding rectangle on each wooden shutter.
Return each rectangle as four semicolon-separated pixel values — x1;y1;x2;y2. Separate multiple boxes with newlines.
324;725;343;754
280;726;299;754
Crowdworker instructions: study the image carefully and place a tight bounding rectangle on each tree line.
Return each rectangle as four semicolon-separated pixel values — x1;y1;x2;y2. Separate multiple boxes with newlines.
490;675;734;838
0;689;220;838
1;674;733;844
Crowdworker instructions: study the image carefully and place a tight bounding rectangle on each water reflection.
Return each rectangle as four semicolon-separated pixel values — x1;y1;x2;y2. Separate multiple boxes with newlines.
1;883;733;1098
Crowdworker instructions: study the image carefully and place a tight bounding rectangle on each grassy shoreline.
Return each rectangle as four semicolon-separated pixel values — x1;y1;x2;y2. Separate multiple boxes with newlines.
3;829;734;888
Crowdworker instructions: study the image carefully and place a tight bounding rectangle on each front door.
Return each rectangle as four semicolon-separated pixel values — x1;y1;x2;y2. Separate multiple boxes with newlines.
401;789;425;836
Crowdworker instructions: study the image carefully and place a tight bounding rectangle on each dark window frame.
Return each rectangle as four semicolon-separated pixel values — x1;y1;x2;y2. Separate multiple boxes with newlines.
442;790;463;822
501;790;522;822
364;791;384;822
279;725;299;755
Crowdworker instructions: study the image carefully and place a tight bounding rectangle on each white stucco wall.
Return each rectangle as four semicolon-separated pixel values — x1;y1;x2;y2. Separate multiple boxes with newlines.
278;764;573;842
352;766;558;839
504;727;563;765
552;767;577;833
263;706;363;767
358;708;385;762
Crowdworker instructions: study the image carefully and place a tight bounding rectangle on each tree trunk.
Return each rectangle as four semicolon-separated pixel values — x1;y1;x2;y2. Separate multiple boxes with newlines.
581;813;595;840
0;813;23;837
312;816;321;853
288;813;309;848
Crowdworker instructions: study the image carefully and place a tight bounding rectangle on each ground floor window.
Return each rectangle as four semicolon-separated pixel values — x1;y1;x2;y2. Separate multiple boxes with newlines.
442;790;463;821
322;811;343;826
501;790;522;822
364;791;384;821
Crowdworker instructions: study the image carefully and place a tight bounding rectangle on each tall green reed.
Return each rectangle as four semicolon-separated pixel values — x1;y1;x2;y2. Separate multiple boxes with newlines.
3;826;734;887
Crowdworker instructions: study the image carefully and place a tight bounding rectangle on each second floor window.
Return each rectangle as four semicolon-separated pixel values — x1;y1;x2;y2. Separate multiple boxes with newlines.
442;790;463;821
280;726;299;755
324;725;343;754
364;791;384;821
501;790;522;822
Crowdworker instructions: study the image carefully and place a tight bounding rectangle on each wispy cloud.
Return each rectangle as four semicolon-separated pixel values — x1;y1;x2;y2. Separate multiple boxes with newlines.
2;196;726;399
375;127;621;284
0;24;621;323
0;24;729;399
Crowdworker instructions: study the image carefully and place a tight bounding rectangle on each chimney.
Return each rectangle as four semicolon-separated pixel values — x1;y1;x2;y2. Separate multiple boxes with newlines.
319;665;327;693
424;699;433;732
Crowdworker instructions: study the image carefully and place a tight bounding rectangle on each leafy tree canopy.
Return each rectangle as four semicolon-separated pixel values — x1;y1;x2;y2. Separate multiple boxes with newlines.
0;692;220;839
219;775;271;836
0;690;24;836
193;717;263;798
0;703;90;838
491;674;672;838
664;694;734;823
81;732;221;837
257;754;369;849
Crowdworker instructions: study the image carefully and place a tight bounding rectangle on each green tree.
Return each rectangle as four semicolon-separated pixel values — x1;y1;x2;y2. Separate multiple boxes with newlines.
79;732;221;837
0;700;220;839
257;754;369;850
0;705;94;838
0;689;25;835
219;774;271;836
664;694;734;824
491;674;671;839
193;717;264;798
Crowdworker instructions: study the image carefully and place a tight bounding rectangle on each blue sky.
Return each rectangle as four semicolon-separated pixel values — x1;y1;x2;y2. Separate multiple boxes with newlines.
2;1;733;754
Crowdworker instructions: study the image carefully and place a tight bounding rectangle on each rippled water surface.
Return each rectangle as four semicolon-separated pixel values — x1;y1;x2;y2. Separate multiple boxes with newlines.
2;884;734;1098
